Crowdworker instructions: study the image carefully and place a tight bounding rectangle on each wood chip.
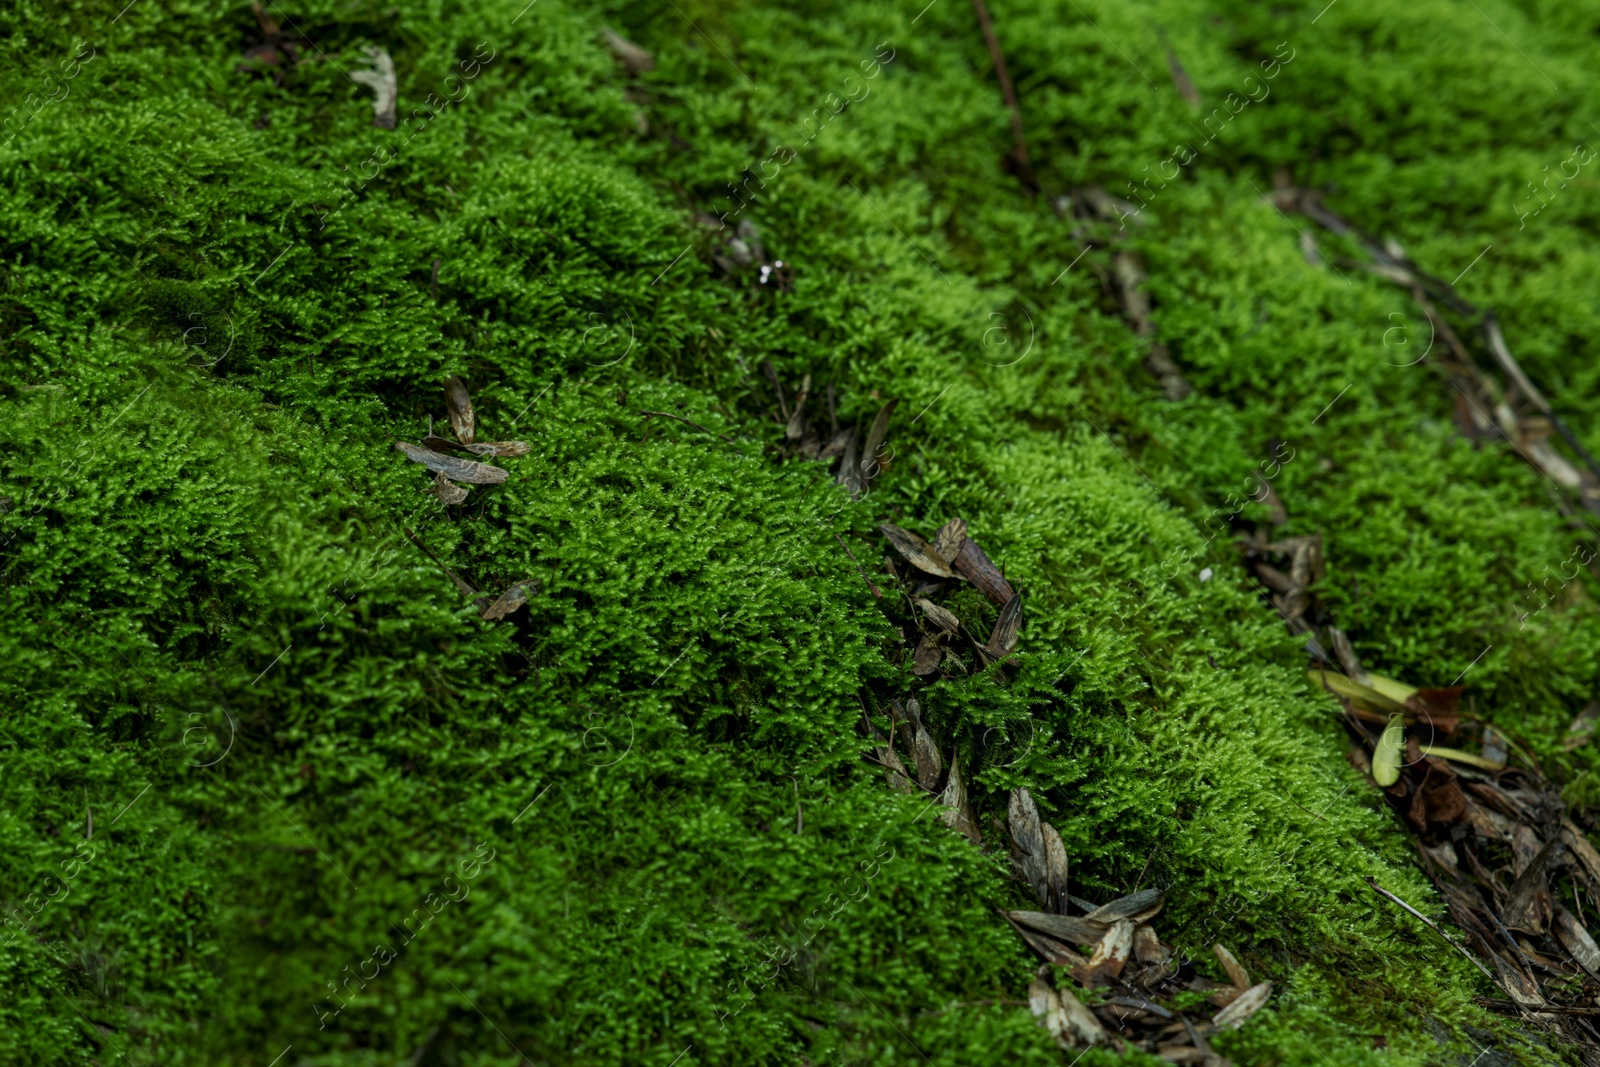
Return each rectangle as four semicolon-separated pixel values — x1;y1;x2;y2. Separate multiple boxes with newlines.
880;523;957;578
423;472;469;505
1133;923;1165;965
1213;943;1250;991
443;375;475;444
933;518;968;564
394;442;508;484
603;27;655;74
1211;981;1271;1029
1088;919;1134;976
953;535;1014;606
350;47;398;129
481;579;537;621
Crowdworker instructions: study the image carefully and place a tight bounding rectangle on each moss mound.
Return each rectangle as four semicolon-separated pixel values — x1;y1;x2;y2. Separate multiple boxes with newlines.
4;0;1600;1064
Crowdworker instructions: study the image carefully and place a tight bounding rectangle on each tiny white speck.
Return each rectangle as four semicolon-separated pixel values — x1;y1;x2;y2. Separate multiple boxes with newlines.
1199;567;1213;582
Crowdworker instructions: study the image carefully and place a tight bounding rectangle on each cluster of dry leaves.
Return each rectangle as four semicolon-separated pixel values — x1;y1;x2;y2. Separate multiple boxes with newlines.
857;524;1271;1061
1312;639;1600;1059
1277;183;1600;529
395;377;536;622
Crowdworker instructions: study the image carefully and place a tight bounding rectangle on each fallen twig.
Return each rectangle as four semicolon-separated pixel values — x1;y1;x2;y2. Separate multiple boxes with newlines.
638;410;735;443
969;0;1037;191
1367;876;1498;983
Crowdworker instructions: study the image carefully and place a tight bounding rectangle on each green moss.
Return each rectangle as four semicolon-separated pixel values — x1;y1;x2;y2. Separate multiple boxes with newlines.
3;0;1600;1063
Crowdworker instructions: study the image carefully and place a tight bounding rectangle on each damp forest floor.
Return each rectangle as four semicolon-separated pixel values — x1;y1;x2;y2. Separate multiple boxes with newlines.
4;0;1600;1064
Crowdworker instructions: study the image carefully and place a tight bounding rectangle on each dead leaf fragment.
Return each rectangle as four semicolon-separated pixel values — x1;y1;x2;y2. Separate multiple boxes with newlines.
880;523;957;578
937;752;981;845
1008;788;1051;907
1040;822;1069;915
394;442;508;484
914;597;960;635
933;518;968;564
1564;702;1600;751
1055;984;1111;1046
443;375;475;444
1008;910;1108;947
1553;906;1600;979
1086;888;1163;924
860;399;898;484
481;579;537;621
1211;981;1271;1029
953;535;1015;606
603;27;655;74
423;472;470;505
1213;943;1250;991
350;47;398;129
911;634;942;675
987;593;1022;655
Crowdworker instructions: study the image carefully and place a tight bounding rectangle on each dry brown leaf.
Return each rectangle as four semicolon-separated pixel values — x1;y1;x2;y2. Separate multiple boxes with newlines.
1008;787;1050;906
394;442;508;484
443;375;475;444
933;518;968;564
1133;923;1165;965
422;472;470;505
1564;702;1600;751
603;27;655;74
1088;919;1135;976
1086;888;1163;923
1055;984;1111;1047
481;579;537;621
1553;906;1600;979
860;399;898;484
914;597;960;635
1213;943;1250;991
1008;910;1108;947
988;593;1022;655
1157;1045;1207;1064
901;699;942;791
1503;836;1556;934
1041;821;1069;915
1562;819;1600;893
953;535;1015;606
1007;913;1090;967
912;634;942;676
1212;981;1271;1029
785;373;811;442
1491;952;1544;1008
880;523;957;578
937;753;981;845
818;426;852;461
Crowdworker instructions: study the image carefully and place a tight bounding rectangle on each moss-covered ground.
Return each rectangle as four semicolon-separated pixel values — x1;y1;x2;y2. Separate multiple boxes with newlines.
4;0;1600;1063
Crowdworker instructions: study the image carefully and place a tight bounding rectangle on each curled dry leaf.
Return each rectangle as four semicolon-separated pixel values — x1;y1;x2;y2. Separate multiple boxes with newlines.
603;27;655;74
1211;981;1271;1029
481;579;537;621
350;47;398;129
953;535;1014;606
394;442;508;484
880;523;956;578
1213;943;1250;991
933;517;968;565
424;472;470;505
899;699;942;791
443;375;475;444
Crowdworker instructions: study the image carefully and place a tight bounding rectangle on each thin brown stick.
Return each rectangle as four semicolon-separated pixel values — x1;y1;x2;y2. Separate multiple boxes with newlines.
969;0;1037;191
834;532;884;599
638;410;734;443
1367;877;1497;983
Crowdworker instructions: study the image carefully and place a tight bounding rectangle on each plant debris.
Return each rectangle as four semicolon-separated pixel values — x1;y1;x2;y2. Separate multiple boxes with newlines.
350;47;398;129
603;28;655;75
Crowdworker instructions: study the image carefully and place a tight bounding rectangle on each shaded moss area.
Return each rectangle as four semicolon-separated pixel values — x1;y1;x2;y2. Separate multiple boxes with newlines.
3;0;1599;1064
